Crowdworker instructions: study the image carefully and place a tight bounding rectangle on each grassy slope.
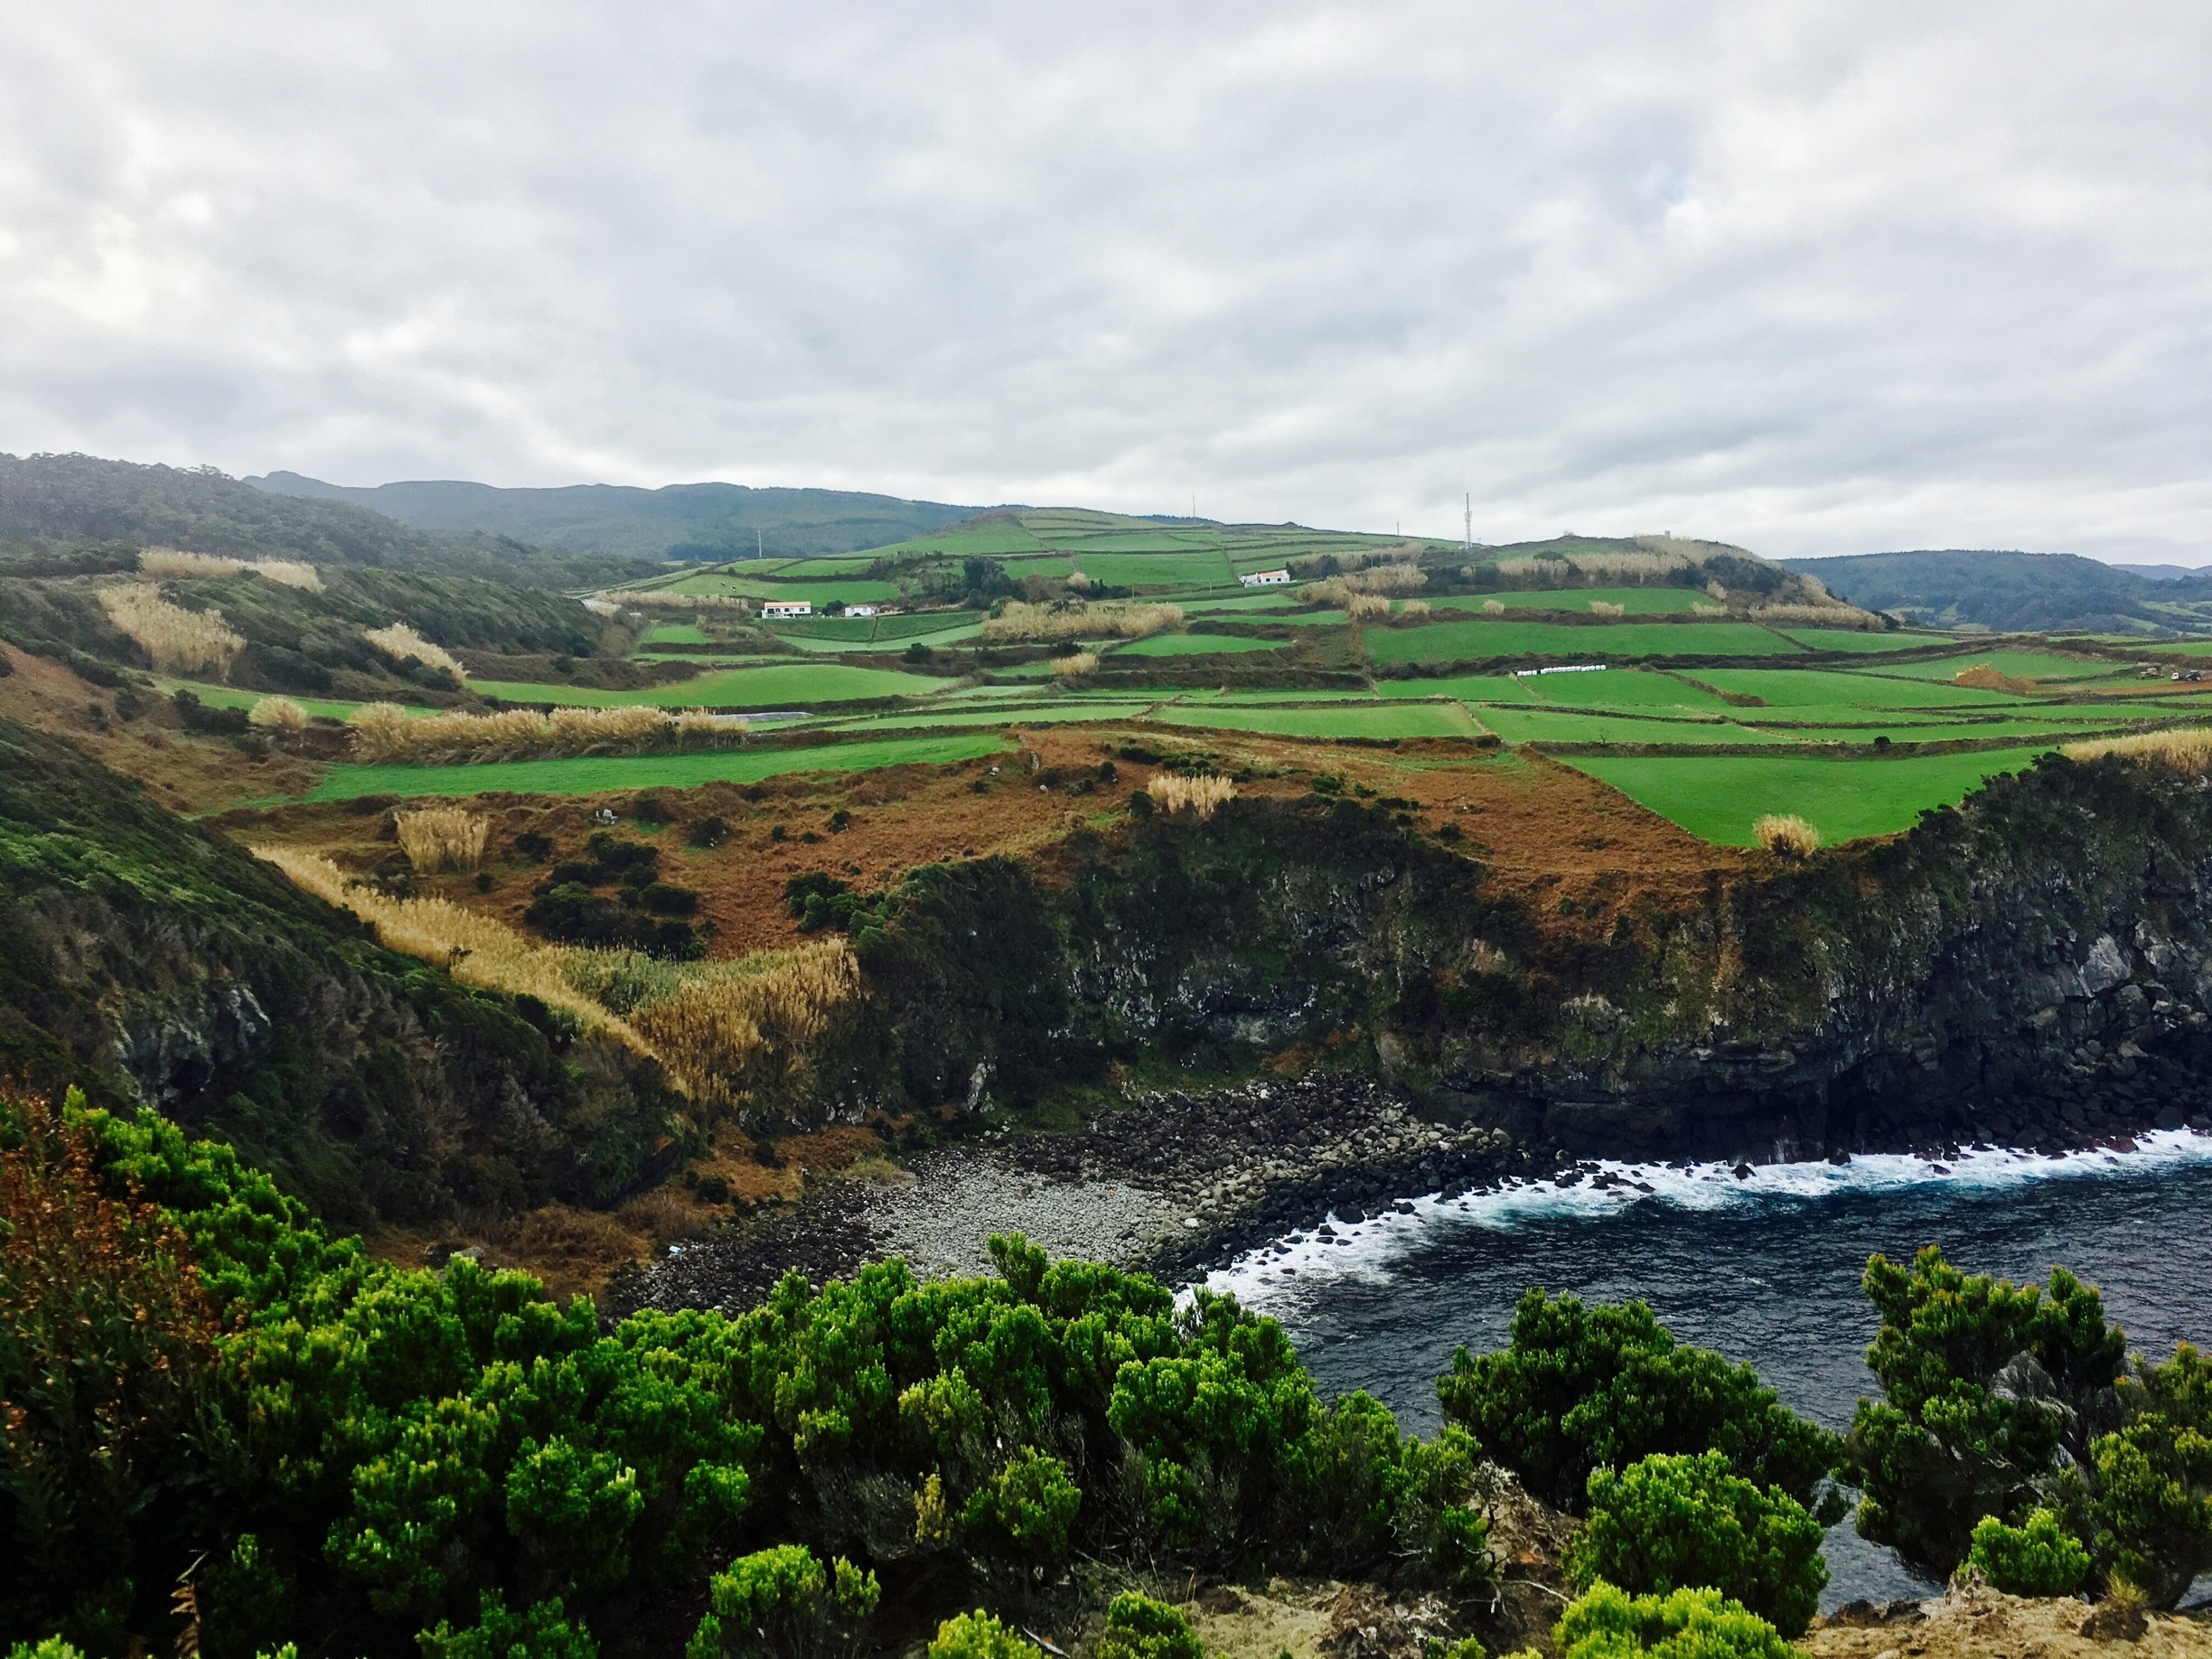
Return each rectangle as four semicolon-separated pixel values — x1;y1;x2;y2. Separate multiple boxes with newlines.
1364;619;1804;663
310;731;1013;800
473;663;951;707
1566;746;2053;846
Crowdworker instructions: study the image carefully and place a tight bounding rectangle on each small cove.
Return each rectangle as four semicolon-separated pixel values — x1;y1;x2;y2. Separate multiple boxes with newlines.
1204;1132;2212;1609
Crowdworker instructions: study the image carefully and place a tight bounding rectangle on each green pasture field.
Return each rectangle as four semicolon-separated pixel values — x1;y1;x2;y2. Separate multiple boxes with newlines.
1689;667;2020;708
1112;633;1288;657
1775;627;1944;653
1866;650;2135;683
666;572;903;605
1377;674;1539;702
154;680;418;723
806;703;1157;734
1148;702;1483;740
1478;708;1764;745
1567;746;2054;847
1072;553;1238;588
473;664;951;708
1364;620;1804;665
308;732;1013;803
639;623;710;645
1430;587;1714;616
1275;609;1351;626
1515;668;1739;711
773;557;882;576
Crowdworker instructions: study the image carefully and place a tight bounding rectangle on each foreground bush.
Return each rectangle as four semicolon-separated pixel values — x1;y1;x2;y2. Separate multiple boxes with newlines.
1566;1452;1826;1637
1554;1583;1790;1659
1968;1510;2089;1598
1094;1594;1203;1659
1437;1290;1841;1515
1752;814;1819;858
1;1095;1483;1655
1851;1247;2212;1605
926;1611;1030;1659
685;1546;877;1659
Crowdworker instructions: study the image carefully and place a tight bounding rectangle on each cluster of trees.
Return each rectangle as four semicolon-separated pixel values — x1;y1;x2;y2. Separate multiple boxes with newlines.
2;1092;1489;1658
5;1072;2207;1659
525;832;704;956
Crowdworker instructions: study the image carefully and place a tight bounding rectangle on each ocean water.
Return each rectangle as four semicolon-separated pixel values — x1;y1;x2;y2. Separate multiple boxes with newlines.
1202;1131;2212;1608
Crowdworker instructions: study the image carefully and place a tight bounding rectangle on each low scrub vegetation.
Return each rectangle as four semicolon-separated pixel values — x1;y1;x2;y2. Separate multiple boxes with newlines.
1145;773;1236;819
246;694;307;732
137;548;322;590
345;702;747;764
1752;813;1820;858
1049;651;1099;678
630;939;862;1111
363;621;466;681
2064;727;2212;771
981;600;1182;642
95;584;244;677
395;807;490;874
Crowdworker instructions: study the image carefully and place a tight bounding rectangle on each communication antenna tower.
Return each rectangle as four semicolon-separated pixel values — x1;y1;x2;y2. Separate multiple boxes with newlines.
1464;493;1472;553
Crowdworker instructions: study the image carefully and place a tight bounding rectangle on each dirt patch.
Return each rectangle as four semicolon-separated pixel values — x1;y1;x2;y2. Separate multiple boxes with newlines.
0;643;324;812
1802;1578;2212;1659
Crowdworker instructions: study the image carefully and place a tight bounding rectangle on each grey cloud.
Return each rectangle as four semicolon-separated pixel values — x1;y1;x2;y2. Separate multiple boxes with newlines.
0;0;2207;558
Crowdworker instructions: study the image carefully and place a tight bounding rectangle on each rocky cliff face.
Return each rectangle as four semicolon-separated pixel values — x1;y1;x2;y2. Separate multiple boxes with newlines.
817;755;2212;1165
0;719;678;1224
1426;755;2212;1159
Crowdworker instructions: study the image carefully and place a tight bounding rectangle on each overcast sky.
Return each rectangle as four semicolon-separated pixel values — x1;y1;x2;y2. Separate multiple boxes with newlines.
2;4;2207;560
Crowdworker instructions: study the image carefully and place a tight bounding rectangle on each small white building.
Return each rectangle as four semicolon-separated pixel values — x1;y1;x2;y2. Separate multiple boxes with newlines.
1240;568;1293;587
845;604;879;618
761;600;813;619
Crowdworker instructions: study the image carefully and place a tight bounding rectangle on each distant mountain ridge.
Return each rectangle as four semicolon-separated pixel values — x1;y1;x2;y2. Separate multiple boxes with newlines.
248;471;984;561
1784;548;2212;635
0;452;655;587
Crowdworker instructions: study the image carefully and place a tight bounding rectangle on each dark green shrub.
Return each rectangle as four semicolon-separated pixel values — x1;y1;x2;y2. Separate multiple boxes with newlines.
1567;1452;1826;1637
2089;1341;2212;1606
1967;1510;2089;1598
685;1546;877;1659
961;1448;1083;1561
1094;1594;1203;1659
1848;1247;2124;1576
421;1592;595;1659
687;816;729;849
925;1610;1026;1659
1437;1290;1841;1514
1553;1583;1789;1659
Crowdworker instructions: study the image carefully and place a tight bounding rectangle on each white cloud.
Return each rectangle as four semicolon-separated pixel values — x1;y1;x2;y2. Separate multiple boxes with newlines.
0;0;2207;558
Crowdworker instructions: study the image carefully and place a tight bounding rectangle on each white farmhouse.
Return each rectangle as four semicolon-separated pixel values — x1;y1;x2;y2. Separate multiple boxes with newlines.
1239;568;1292;587
761;600;813;619
845;604;879;618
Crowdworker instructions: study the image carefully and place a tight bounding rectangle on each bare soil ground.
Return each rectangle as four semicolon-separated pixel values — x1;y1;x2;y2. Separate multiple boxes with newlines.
1802;1578;2212;1659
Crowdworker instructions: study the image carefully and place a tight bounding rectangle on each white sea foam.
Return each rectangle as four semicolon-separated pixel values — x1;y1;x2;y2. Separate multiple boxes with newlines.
1204;1129;2212;1309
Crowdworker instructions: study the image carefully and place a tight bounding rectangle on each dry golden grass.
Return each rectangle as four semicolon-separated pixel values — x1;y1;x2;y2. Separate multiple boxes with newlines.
631;939;862;1111
1345;594;1392;621
364;623;466;681
98;585;245;677
1049;651;1100;678
1570;549;1696;582
252;846;646;1044
1493;557;1570;580
1754;813;1821;858
395;807;490;874
982;601;1183;642
1305;566;1429;609
255;846;865;1121
1147;773;1236;819
1589;599;1626;617
347;703;747;764
1399;599;1429;618
138;548;323;590
1482;599;1506;615
1692;602;1725;616
2064;727;2212;771
248;695;309;732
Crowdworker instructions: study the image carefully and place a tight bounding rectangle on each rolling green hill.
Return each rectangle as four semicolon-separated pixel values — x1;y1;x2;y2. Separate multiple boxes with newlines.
249;471;984;561
1784;548;2212;635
